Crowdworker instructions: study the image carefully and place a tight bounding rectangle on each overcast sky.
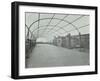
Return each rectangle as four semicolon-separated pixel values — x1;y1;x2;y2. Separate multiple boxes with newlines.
25;12;89;41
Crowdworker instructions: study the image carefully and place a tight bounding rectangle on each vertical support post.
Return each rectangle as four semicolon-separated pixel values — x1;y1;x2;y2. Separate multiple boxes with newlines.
68;33;71;49
37;13;40;38
27;28;30;39
79;32;81;51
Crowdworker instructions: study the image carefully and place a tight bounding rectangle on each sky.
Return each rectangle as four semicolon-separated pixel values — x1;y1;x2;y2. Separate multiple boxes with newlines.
25;12;89;41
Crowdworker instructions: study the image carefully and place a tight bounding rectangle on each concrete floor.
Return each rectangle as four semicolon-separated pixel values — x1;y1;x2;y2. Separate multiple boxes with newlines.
26;44;89;68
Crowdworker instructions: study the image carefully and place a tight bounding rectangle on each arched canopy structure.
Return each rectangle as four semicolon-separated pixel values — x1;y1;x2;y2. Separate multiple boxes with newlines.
25;12;89;40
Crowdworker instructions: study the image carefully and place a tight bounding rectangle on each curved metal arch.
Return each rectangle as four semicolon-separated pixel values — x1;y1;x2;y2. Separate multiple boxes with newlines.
41;14;68;35
25;25;32;37
68;24;90;33
33;27;62;36
45;16;84;34
32;25;68;34
28;17;80;33
57;24;89;38
25;24;35;39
